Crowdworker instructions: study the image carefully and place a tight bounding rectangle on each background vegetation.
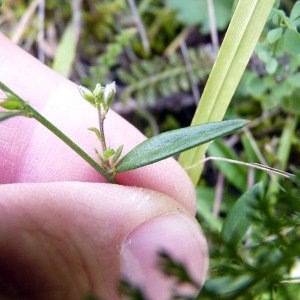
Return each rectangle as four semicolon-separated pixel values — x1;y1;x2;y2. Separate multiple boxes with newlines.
1;0;300;299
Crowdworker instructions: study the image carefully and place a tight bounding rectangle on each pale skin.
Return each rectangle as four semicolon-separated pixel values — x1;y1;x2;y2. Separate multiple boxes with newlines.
0;34;209;299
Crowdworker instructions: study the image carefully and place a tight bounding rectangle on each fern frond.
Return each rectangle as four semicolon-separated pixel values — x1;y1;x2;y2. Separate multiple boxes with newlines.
117;48;213;105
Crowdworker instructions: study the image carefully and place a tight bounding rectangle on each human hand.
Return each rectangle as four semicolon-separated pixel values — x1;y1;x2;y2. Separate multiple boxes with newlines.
0;34;208;299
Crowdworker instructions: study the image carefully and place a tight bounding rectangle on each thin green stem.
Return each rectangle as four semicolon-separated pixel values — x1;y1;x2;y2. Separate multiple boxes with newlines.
98;110;111;172
27;105;116;183
98;111;108;153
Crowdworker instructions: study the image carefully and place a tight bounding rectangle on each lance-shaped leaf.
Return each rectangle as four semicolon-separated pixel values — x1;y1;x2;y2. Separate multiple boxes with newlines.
115;119;248;174
112;145;124;165
221;182;262;247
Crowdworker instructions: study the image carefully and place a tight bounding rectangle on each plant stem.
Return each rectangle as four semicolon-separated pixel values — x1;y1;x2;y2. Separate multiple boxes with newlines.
28;105;116;183
97;109;112;172
98;111;107;153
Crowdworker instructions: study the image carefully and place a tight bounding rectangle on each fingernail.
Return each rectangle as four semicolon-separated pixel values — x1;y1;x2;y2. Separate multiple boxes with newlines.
121;213;209;300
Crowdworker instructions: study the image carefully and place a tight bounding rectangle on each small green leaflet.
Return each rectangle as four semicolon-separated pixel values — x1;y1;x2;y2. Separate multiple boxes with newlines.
115;119;248;173
0;1;2;7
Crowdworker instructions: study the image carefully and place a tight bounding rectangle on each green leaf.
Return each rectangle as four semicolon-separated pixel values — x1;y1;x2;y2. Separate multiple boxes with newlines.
265;56;278;74
274;0;280;9
112;145;124;164
246;72;268;97
115;119;248;173
166;0;234;33
204;275;253;296
0;111;24;122
287;73;300;87
103;148;115;160
290;1;300;23
256;48;278;74
94;148;105;166
267;27;283;43
221;183;262;247
88;127;102;141
166;0;206;26
284;28;300;55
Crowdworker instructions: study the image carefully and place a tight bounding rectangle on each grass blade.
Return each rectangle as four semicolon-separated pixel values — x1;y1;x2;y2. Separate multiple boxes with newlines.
52;22;77;78
178;0;275;185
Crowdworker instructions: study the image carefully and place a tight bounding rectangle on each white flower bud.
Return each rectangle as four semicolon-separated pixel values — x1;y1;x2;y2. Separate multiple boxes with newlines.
103;82;116;110
78;85;95;105
93;83;102;98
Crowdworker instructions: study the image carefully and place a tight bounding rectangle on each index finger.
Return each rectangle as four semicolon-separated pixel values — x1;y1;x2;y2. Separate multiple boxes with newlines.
0;34;196;214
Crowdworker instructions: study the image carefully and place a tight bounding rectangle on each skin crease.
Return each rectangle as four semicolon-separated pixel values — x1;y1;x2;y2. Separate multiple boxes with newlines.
0;34;209;299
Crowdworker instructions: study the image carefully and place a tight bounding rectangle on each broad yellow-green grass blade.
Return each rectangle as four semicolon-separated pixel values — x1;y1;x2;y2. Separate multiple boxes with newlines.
179;0;275;186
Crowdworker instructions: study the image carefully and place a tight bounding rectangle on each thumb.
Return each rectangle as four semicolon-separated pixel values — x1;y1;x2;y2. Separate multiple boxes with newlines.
0;182;208;299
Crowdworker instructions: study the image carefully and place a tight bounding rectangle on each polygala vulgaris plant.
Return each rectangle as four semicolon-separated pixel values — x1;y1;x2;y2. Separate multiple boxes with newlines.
0;80;247;183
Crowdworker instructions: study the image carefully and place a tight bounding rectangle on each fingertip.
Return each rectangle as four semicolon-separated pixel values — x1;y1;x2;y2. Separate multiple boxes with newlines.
0;34;196;213
121;212;209;299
